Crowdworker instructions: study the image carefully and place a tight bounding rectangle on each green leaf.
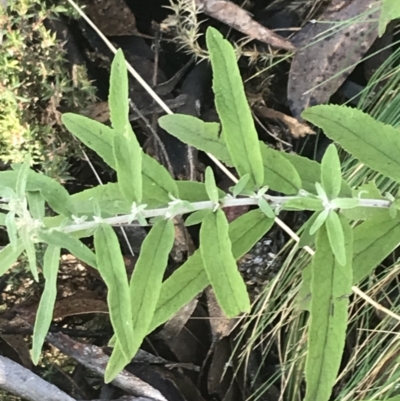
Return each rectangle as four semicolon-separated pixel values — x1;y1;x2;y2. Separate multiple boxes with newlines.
27;192;45;220
342;182;385;220
31;245;60;364
297;264;312;311
176;181;225;202
200;209;250;317
94;224;134;360
302;105;400;184
113;126;142;204
330;198;359;209
260;144;301;195
20;228;38;281
62;113;116;169
15;158;30;199
379;0;400;36
305;217;353;401
309;209;329;235
38;230;97;269
105;219;174;383
204;167;220;203
206;27;264;188
352;212;400;284
298;213;318;248
185;210;210;226
142;154;179;203
0;170;72;216
0;241;24;277
6;213;18;248
109;49;129;133
158;115;233;166
230;174;251;197
258;197;275;218
326;211;346;266
321;144;341;199
160;113;302;195
283;197;324;212
150;209;274;331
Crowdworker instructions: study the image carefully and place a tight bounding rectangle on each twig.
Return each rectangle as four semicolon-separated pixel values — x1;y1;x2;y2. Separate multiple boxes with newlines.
0;356;76;401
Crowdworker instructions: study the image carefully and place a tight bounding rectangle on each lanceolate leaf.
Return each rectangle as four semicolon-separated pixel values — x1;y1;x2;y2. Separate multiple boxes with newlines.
109;49;129;134
160;114;299;195
158;114;233;166
39;230;97;269
204;167;220;203
31;245;60;364
94;224;134;360
321;144;342;199
260;144;301;195
20;228;38;281
150;209;274;331
176;181;225;202
325;211;346;266
15;158;30;199
0;170;72;216
200;209;250;317
105;219;175;383
142;154;179;202
352;212;400;284
379;0;400;36
27;192;45;220
0;241;24;277
113;127;142;204
62;113;116;169
206;28;264;188
302;105;400;184
305;218;353;401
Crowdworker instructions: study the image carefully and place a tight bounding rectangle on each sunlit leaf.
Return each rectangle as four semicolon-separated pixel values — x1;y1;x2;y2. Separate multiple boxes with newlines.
230;174;251;197
200;209;250;317
31;245;60;364
94;224;134;360
27;191;45;220
305;218;353;401
0;241;24;277
62;113;116;169
206;27;264;188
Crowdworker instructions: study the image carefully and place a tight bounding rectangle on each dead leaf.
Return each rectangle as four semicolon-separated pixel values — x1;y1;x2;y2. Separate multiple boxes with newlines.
288;0;380;118
84;0;138;36
255;105;315;137
196;0;295;51
83;101;110;123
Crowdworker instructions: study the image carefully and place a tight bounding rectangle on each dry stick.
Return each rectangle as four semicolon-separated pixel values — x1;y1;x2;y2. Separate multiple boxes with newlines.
66;0;400;323
0;356;76;401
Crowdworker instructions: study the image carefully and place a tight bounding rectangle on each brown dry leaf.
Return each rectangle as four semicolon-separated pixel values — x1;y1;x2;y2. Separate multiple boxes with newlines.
83;101;110;123
52;291;108;320
288;0;380;118
196;0;295;50
1;334;32;369
255;105;315;137
83;0;138;36
206;287;237;341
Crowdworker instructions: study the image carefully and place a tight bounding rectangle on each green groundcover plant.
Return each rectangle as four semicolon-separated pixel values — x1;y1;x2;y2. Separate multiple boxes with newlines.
2;4;400;399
